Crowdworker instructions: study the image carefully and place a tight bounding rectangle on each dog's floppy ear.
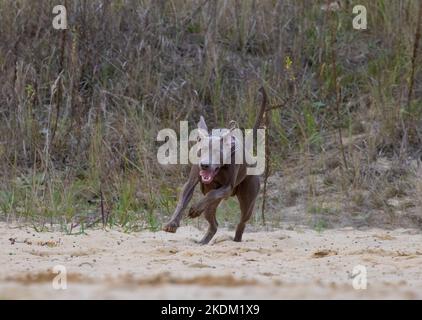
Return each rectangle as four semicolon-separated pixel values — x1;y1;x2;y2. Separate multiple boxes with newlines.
228;120;238;132
197;116;208;133
221;120;237;140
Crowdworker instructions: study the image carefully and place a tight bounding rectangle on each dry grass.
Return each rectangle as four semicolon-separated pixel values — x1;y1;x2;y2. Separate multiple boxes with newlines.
0;0;421;231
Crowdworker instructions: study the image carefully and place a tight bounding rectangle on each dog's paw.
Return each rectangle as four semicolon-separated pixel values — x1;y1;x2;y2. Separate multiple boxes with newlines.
163;221;179;233
188;205;202;218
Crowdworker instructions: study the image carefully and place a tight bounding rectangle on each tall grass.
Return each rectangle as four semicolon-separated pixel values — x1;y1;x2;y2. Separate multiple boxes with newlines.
0;0;421;230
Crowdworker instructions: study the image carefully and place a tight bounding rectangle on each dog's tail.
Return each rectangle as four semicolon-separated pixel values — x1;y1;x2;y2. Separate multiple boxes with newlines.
253;87;267;134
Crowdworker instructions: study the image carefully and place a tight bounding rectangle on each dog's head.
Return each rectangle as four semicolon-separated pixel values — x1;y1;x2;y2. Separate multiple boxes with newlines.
196;116;236;184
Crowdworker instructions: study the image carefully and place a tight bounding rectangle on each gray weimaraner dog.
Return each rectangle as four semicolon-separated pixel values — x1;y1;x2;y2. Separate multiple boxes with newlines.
163;88;267;244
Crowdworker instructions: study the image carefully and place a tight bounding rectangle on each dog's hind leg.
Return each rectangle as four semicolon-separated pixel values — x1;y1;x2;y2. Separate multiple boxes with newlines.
234;176;260;242
198;200;221;245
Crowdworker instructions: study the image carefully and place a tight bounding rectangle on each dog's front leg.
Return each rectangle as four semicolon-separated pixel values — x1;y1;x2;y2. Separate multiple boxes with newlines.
188;185;232;218
163;166;199;233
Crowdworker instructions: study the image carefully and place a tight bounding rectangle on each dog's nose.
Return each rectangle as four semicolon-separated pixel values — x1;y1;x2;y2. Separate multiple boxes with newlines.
200;163;209;170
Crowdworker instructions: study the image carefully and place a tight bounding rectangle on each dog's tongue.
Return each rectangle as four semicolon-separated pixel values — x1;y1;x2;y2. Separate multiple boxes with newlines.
199;170;214;184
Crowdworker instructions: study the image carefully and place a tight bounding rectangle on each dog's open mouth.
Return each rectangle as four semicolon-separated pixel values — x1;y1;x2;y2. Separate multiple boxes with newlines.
199;169;218;184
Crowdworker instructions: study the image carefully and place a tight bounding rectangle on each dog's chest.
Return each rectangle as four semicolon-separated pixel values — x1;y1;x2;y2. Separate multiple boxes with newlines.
200;181;238;197
200;182;220;194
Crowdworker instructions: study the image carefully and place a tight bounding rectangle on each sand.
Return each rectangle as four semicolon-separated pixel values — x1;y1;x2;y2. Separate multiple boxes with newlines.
1;222;422;299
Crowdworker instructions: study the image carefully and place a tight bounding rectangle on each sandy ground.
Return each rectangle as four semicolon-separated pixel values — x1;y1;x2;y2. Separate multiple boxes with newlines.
1;222;422;299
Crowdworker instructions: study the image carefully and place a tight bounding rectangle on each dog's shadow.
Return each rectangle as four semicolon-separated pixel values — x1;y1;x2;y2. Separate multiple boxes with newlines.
190;234;234;245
